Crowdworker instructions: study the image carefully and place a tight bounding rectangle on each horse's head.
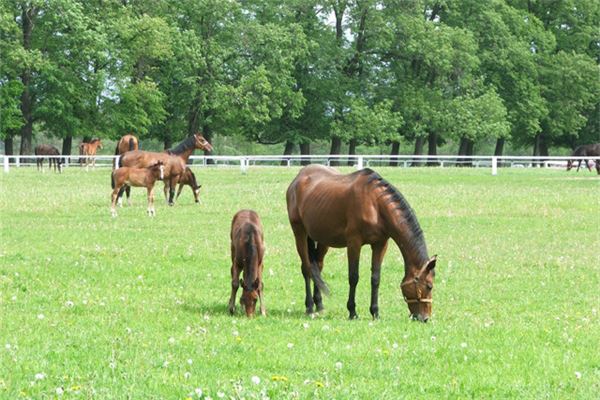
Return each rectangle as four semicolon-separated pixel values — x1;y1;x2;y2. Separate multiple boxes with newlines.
185;168;201;203
150;161;165;180
193;133;213;152
239;278;260;317
93;138;103;150
401;256;436;323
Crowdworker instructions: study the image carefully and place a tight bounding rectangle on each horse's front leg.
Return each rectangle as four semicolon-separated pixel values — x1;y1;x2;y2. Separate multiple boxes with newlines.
228;262;240;315
369;240;388;320
147;186;155;216
585;159;592;172
111;187;120;217
163;182;170;204
346;242;362;320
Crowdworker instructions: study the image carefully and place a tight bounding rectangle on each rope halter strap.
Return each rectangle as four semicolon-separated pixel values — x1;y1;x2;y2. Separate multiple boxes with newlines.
401;261;433;304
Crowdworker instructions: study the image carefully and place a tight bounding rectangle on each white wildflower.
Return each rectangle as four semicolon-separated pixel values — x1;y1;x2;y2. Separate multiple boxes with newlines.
251;375;261;385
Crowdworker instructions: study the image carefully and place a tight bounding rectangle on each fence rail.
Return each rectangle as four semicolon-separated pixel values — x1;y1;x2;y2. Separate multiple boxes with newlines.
1;154;595;175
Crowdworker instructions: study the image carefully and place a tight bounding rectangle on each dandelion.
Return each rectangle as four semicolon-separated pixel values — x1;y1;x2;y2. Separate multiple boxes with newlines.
431;336;436;341
335;361;343;370
34;373;45;381
271;375;288;382
184;372;191;379
251;375;261;385
187;359;193;365
575;371;582;379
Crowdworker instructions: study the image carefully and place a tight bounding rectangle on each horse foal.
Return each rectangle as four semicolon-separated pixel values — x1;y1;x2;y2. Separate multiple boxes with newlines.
111;162;164;217
228;210;266;318
174;167;202;203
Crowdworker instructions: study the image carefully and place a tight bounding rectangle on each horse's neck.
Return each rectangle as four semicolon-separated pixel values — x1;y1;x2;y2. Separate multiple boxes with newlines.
175;147;194;162
389;223;429;275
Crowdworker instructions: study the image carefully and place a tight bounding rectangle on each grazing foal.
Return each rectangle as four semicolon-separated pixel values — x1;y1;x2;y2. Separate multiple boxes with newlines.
228;210;266;317
173;167;202;203
111;161;164;217
566;143;600;174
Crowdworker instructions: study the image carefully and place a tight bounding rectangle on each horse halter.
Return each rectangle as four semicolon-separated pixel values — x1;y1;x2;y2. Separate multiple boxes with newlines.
401;263;433;305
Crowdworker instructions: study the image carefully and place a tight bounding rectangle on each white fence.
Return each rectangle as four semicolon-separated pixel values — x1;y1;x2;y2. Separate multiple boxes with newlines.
1;154;595;175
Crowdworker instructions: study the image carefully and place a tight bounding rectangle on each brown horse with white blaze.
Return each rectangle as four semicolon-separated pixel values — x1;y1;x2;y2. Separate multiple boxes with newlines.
286;165;437;322
117;133;212;205
228;210;266;318
111;161;164;217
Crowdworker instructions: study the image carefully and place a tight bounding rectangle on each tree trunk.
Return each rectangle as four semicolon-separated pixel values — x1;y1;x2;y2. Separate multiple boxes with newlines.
163;137;173;150
389;141;400;166
202;124;214;164
427;132;438;166
281;140;294;166
300;142;311;166
494;138;505;156
457;137;468;167
466;140;474;167
533;133;549;166
347;139;357;166
18;6;37;159
5;135;14;163
413;136;425;167
62;135;72;156
329;136;342;166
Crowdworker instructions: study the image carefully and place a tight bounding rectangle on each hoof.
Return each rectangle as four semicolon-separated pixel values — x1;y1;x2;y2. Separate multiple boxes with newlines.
348;313;358;320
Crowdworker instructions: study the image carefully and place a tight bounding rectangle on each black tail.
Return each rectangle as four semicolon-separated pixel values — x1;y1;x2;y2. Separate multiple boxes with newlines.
129;138;135;151
307;237;330;296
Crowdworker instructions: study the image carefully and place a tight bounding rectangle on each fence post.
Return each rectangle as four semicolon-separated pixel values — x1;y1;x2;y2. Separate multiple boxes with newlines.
492;156;498;176
3;156;8;173
16;156;20;168
240;157;248;174
356;156;363;170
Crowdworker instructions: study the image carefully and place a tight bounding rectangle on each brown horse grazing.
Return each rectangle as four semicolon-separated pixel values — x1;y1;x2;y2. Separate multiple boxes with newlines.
173;167;202;203
228;210;266;317
286;165;437;322
117;133;213;205
34;144;62;173
79;138;103;169
566;143;600;174
110;161;164;217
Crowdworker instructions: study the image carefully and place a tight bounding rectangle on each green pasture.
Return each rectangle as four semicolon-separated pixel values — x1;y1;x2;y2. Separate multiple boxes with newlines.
1;166;599;399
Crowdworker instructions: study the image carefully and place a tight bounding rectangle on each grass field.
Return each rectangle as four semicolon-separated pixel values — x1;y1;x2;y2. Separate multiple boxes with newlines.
1;166;599;399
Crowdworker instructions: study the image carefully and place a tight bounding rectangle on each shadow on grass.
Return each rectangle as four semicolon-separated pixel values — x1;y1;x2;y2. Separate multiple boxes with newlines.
181;299;341;320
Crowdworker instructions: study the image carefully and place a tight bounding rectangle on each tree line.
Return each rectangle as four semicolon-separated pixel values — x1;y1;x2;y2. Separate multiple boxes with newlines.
1;0;598;162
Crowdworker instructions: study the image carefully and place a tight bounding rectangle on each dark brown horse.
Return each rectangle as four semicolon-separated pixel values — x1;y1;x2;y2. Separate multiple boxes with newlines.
79;138;103;169
34;144;62;173
228;210;266;317
566;143;600;174
173;167;201;203
117;133;212;205
286;165;437;322
111;161;164;217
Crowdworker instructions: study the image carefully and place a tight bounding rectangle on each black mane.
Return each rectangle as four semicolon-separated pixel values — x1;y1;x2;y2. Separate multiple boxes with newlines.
167;136;196;156
360;168;428;261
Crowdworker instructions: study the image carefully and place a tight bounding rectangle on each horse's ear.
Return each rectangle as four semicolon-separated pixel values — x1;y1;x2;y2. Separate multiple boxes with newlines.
426;255;437;272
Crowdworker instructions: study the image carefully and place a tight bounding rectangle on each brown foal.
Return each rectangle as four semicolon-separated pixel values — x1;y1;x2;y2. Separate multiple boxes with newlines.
111;161;164;217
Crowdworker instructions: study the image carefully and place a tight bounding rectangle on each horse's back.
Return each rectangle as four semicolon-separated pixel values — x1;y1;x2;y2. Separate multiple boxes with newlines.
231;210;265;266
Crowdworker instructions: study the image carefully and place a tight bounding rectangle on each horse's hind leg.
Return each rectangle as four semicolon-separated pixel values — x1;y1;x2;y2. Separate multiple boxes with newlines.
291;225;316;314
111;187;120;217
312;243;329;312
585;159;592;172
